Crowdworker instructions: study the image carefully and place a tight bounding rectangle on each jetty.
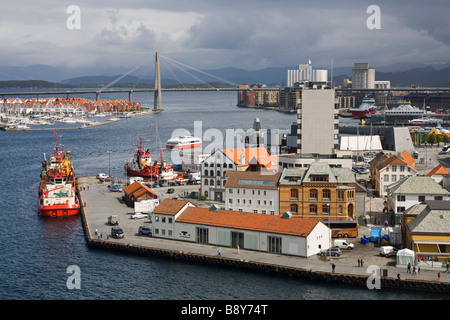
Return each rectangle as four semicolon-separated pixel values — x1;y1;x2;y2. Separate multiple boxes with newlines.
77;175;450;293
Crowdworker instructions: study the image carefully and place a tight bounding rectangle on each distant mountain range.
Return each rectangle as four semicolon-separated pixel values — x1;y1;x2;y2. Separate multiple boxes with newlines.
0;62;449;88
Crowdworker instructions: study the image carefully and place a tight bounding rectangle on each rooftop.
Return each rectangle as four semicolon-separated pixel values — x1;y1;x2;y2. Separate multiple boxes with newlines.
389;176;450;195
406;201;450;234
224;171;281;189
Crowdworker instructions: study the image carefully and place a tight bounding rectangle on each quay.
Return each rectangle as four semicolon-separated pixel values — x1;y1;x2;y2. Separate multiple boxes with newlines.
77;175;450;293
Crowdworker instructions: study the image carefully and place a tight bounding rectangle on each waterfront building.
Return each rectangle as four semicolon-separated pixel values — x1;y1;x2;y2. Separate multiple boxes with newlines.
401;201;450;263
373;153;418;197
123;181;159;207
151;199;331;257
200;147;277;201
352;63;375;89
278;162;356;221
387;176;450;216
224;171;281;215
286;62;328;87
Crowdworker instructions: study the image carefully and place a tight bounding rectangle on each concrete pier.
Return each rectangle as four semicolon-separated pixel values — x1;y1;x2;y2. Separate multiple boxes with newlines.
77;176;450;293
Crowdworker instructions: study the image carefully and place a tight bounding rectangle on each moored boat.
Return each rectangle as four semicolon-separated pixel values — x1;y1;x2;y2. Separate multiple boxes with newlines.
349;96;377;119
38;132;80;217
124;136;176;180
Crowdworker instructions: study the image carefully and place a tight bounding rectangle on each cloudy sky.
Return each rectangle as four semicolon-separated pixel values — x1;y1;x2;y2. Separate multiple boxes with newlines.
1;0;449;74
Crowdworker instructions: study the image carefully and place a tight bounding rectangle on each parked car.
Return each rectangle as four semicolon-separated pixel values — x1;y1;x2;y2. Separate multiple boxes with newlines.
131;212;149;219
334;239;354;250
109;185;123;192
97;173;109;179
167;188;175;194
319;247;341;257
138;226;152;236
111;227;124;239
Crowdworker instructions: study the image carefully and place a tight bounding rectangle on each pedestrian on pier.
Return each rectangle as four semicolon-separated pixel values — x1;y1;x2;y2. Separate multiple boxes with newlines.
95;228;98;236
438;272;441;281
217;249;221;256
407;262;411;273
445;263;450;273
357;259;360;267
360;259;364;268
332;263;335;273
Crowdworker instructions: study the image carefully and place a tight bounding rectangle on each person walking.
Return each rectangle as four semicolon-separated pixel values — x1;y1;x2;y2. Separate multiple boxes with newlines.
357;259;360;267
407;262;411;273
217;249;221;256
360;259;364;268
332;263;336;273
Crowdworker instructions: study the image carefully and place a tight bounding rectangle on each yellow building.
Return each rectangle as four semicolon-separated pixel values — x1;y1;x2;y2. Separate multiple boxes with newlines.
402;201;450;264
279;162;356;221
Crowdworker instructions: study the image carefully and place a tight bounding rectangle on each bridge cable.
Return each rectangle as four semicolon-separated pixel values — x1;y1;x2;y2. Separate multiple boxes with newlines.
159;54;239;87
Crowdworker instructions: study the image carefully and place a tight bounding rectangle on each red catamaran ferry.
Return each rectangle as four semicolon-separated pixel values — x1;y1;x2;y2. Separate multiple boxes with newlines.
38;132;80;217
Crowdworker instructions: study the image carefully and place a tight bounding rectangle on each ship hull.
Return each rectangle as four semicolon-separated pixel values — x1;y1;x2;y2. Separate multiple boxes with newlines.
38;202;80;217
166;142;202;149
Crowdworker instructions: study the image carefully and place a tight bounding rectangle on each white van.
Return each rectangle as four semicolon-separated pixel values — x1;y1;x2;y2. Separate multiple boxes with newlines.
334;239;354;250
379;246;397;257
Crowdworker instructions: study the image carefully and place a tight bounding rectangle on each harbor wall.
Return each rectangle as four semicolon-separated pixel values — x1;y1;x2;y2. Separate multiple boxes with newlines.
76;185;450;293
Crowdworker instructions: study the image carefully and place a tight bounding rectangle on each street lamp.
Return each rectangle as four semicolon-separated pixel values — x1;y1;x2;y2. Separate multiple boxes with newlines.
107;150;112;179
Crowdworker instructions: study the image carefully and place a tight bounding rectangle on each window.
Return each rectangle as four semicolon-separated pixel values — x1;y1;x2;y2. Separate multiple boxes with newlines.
391;165;397;172
210;179;214;186
204;163;208;167
435;196;443;200
210;170;214;176
309;189;318;200
204;169;208;176
229;199;233;203
229;189;232;193
168;218;172;224
290;204;298;213
322;204;330;215
204;179;208;185
217;170;221;177
418;196;425;202
392;175;397;182
338;191;344;201
309;204;317;215
290;188;298;200
397;207;406;212
310;175;328;182
397;195;405;201
384;175;389;182
322;189;330;200
400;166;405;172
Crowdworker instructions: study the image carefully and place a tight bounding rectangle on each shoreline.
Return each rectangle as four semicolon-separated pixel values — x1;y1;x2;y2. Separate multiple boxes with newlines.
76;175;450;294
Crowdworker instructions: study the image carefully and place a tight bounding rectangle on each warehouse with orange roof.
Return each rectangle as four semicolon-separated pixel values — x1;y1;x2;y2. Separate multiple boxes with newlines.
152;199;331;257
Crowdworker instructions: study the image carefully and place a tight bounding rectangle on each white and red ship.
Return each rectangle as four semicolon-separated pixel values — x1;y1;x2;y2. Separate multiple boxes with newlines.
38;133;80;217
166;135;202;149
125;136;177;180
349;96;377;119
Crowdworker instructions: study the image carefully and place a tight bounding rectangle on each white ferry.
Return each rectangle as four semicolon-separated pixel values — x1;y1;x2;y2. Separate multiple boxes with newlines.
166;135;202;149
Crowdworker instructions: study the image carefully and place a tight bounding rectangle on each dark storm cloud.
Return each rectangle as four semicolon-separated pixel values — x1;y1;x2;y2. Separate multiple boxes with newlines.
0;0;448;71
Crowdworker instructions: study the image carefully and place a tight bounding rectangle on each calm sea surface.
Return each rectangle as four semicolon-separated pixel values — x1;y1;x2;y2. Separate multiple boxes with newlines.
0;90;444;300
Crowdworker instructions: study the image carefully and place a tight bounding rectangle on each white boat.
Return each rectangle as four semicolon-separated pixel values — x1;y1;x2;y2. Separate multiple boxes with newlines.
384;101;438;117
166;135;202;149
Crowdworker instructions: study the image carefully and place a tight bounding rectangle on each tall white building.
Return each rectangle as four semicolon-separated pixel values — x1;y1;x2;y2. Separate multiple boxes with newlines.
352;63;375;89
296;87;339;155
287;62;328;87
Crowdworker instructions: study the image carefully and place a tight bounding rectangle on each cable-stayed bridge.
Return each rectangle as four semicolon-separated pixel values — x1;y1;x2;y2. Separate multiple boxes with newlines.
1;52;448;112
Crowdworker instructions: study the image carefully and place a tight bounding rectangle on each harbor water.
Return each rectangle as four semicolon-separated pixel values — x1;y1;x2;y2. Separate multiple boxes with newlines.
0;90;445;300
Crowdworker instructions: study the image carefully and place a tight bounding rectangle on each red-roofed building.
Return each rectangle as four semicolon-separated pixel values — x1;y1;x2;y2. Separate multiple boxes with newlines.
152;199;331;257
426;164;449;183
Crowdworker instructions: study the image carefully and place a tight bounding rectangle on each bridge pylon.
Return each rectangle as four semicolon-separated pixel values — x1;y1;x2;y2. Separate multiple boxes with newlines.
153;52;162;112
